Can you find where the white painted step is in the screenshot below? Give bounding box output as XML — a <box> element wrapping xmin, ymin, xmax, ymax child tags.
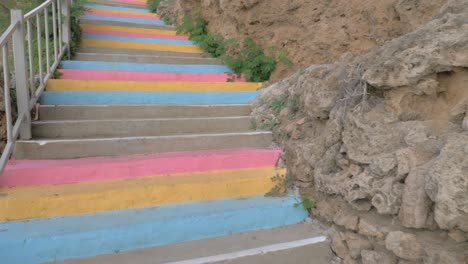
<box><xmin>32</xmin><ymin>116</ymin><xmax>253</xmax><ymax>139</ymax></box>
<box><xmin>38</xmin><ymin>105</ymin><xmax>252</xmax><ymax>120</ymax></box>
<box><xmin>14</xmin><ymin>132</ymin><xmax>274</xmax><ymax>159</ymax></box>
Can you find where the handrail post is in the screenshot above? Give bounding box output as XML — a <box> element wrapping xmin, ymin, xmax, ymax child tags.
<box><xmin>11</xmin><ymin>9</ymin><xmax>32</xmax><ymax>140</ymax></box>
<box><xmin>61</xmin><ymin>0</ymin><xmax>71</xmax><ymax>57</ymax></box>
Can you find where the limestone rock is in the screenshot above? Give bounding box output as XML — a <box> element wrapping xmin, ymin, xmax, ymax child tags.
<box><xmin>385</xmin><ymin>231</ymin><xmax>423</xmax><ymax>261</ymax></box>
<box><xmin>344</xmin><ymin>232</ymin><xmax>373</xmax><ymax>259</ymax></box>
<box><xmin>330</xmin><ymin>228</ymin><xmax>349</xmax><ymax>260</ymax></box>
<box><xmin>425</xmin><ymin>134</ymin><xmax>468</xmax><ymax>232</ymax></box>
<box><xmin>358</xmin><ymin>217</ymin><xmax>386</xmax><ymax>239</ymax></box>
<box><xmin>362</xmin><ymin>5</ymin><xmax>468</xmax><ymax>88</ymax></box>
<box><xmin>361</xmin><ymin>250</ymin><xmax>397</xmax><ymax>264</ymax></box>
<box><xmin>423</xmin><ymin>246</ymin><xmax>467</xmax><ymax>264</ymax></box>
<box><xmin>448</xmin><ymin>229</ymin><xmax>467</xmax><ymax>243</ymax></box>
<box><xmin>463</xmin><ymin>114</ymin><xmax>468</xmax><ymax>131</ymax></box>
<box><xmin>399</xmin><ymin>166</ymin><xmax>432</xmax><ymax>228</ymax></box>
<box><xmin>333</xmin><ymin>210</ymin><xmax>359</xmax><ymax>231</ymax></box>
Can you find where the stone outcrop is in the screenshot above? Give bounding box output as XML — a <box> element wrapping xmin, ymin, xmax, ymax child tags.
<box><xmin>249</xmin><ymin>0</ymin><xmax>468</xmax><ymax>263</ymax></box>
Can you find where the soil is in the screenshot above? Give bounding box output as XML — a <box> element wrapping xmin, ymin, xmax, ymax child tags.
<box><xmin>161</xmin><ymin>0</ymin><xmax>447</xmax><ymax>82</ymax></box>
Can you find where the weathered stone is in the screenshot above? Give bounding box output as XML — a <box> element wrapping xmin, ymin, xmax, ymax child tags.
<box><xmin>361</xmin><ymin>250</ymin><xmax>397</xmax><ymax>264</ymax></box>
<box><xmin>448</xmin><ymin>229</ymin><xmax>467</xmax><ymax>243</ymax></box>
<box><xmin>358</xmin><ymin>218</ymin><xmax>386</xmax><ymax>239</ymax></box>
<box><xmin>330</xmin><ymin>228</ymin><xmax>349</xmax><ymax>259</ymax></box>
<box><xmin>333</xmin><ymin>211</ymin><xmax>359</xmax><ymax>231</ymax></box>
<box><xmin>423</xmin><ymin>246</ymin><xmax>467</xmax><ymax>264</ymax></box>
<box><xmin>385</xmin><ymin>231</ymin><xmax>423</xmax><ymax>261</ymax></box>
<box><xmin>344</xmin><ymin>232</ymin><xmax>373</xmax><ymax>259</ymax></box>
<box><xmin>371</xmin><ymin>178</ymin><xmax>404</xmax><ymax>215</ymax></box>
<box><xmin>397</xmin><ymin>261</ymin><xmax>421</xmax><ymax>264</ymax></box>
<box><xmin>399</xmin><ymin>166</ymin><xmax>431</xmax><ymax>228</ymax></box>
<box><xmin>462</xmin><ymin>114</ymin><xmax>468</xmax><ymax>131</ymax></box>
<box><xmin>425</xmin><ymin>134</ymin><xmax>468</xmax><ymax>232</ymax></box>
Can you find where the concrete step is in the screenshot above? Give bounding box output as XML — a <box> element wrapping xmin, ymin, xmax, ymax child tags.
<box><xmin>51</xmin><ymin>222</ymin><xmax>330</xmax><ymax>264</ymax></box>
<box><xmin>0</xmin><ymin>196</ymin><xmax>310</xmax><ymax>264</ymax></box>
<box><xmin>79</xmin><ymin>24</ymin><xmax>184</xmax><ymax>41</ymax></box>
<box><xmin>80</xmin><ymin>37</ymin><xmax>202</xmax><ymax>53</ymax></box>
<box><xmin>46</xmin><ymin>80</ymin><xmax>259</xmax><ymax>92</ymax></box>
<box><xmin>0</xmin><ymin>167</ymin><xmax>283</xmax><ymax>221</ymax></box>
<box><xmin>77</xmin><ymin>46</ymin><xmax>209</xmax><ymax>58</ymax></box>
<box><xmin>3</xmin><ymin>148</ymin><xmax>281</xmax><ymax>187</ymax></box>
<box><xmin>82</xmin><ymin>32</ymin><xmax>194</xmax><ymax>46</ymax></box>
<box><xmin>60</xmin><ymin>60</ymin><xmax>230</xmax><ymax>74</ymax></box>
<box><xmin>88</xmin><ymin>0</ymin><xmax>148</xmax><ymax>9</ymax></box>
<box><xmin>40</xmin><ymin>91</ymin><xmax>260</xmax><ymax>105</ymax></box>
<box><xmin>14</xmin><ymin>132</ymin><xmax>274</xmax><ymax>159</ymax></box>
<box><xmin>81</xmin><ymin>18</ymin><xmax>175</xmax><ymax>31</ymax></box>
<box><xmin>38</xmin><ymin>105</ymin><xmax>252</xmax><ymax>120</ymax></box>
<box><xmin>32</xmin><ymin>116</ymin><xmax>253</xmax><ymax>139</ymax></box>
<box><xmin>73</xmin><ymin>52</ymin><xmax>223</xmax><ymax>65</ymax></box>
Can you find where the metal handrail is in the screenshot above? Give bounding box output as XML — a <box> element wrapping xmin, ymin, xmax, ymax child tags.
<box><xmin>0</xmin><ymin>0</ymin><xmax>72</xmax><ymax>173</ymax></box>
<box><xmin>24</xmin><ymin>0</ymin><xmax>54</xmax><ymax>20</ymax></box>
<box><xmin>0</xmin><ymin>22</ymin><xmax>19</xmax><ymax>47</ymax></box>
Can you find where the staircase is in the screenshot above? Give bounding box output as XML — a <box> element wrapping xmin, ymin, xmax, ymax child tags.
<box><xmin>0</xmin><ymin>1</ymin><xmax>330</xmax><ymax>263</ymax></box>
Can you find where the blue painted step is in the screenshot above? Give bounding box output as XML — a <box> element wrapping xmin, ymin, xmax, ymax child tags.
<box><xmin>0</xmin><ymin>196</ymin><xmax>307</xmax><ymax>264</ymax></box>
<box><xmin>81</xmin><ymin>15</ymin><xmax>165</xmax><ymax>25</ymax></box>
<box><xmin>82</xmin><ymin>33</ymin><xmax>194</xmax><ymax>46</ymax></box>
<box><xmin>61</xmin><ymin>61</ymin><xmax>232</xmax><ymax>74</ymax></box>
<box><xmin>84</xmin><ymin>4</ymin><xmax>150</xmax><ymax>13</ymax></box>
<box><xmin>40</xmin><ymin>91</ymin><xmax>261</xmax><ymax>105</ymax></box>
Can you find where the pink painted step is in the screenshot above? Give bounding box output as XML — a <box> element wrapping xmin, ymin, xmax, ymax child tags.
<box><xmin>84</xmin><ymin>11</ymin><xmax>160</xmax><ymax>20</ymax></box>
<box><xmin>59</xmin><ymin>69</ymin><xmax>246</xmax><ymax>82</ymax></box>
<box><xmin>2</xmin><ymin>148</ymin><xmax>281</xmax><ymax>187</ymax></box>
<box><xmin>82</xmin><ymin>29</ymin><xmax>189</xmax><ymax>40</ymax></box>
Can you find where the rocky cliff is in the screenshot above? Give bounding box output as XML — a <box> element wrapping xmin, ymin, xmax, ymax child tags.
<box><xmin>250</xmin><ymin>0</ymin><xmax>468</xmax><ymax>263</ymax></box>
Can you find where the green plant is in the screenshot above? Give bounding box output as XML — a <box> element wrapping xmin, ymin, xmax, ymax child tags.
<box><xmin>294</xmin><ymin>197</ymin><xmax>316</xmax><ymax>212</ymax></box>
<box><xmin>287</xmin><ymin>96</ymin><xmax>300</xmax><ymax>119</ymax></box>
<box><xmin>260</xmin><ymin>118</ymin><xmax>278</xmax><ymax>131</ymax></box>
<box><xmin>177</xmin><ymin>15</ymin><xmax>208</xmax><ymax>38</ymax></box>
<box><xmin>266</xmin><ymin>173</ymin><xmax>294</xmax><ymax>197</ymax></box>
<box><xmin>193</xmin><ymin>32</ymin><xmax>226</xmax><ymax>58</ymax></box>
<box><xmin>271</xmin><ymin>95</ymin><xmax>287</xmax><ymax>113</ymax></box>
<box><xmin>175</xmin><ymin>14</ymin><xmax>291</xmax><ymax>82</ymax></box>
<box><xmin>146</xmin><ymin>0</ymin><xmax>161</xmax><ymax>13</ymax></box>
<box><xmin>69</xmin><ymin>0</ymin><xmax>87</xmax><ymax>56</ymax></box>
<box><xmin>249</xmin><ymin>118</ymin><xmax>257</xmax><ymax>130</ymax></box>
<box><xmin>162</xmin><ymin>16</ymin><xmax>173</xmax><ymax>25</ymax></box>
<box><xmin>225</xmin><ymin>37</ymin><xmax>277</xmax><ymax>82</ymax></box>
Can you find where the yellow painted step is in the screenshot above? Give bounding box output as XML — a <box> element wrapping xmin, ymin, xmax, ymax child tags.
<box><xmin>47</xmin><ymin>80</ymin><xmax>263</xmax><ymax>92</ymax></box>
<box><xmin>0</xmin><ymin>167</ymin><xmax>283</xmax><ymax>221</ymax></box>
<box><xmin>80</xmin><ymin>24</ymin><xmax>182</xmax><ymax>36</ymax></box>
<box><xmin>81</xmin><ymin>39</ymin><xmax>202</xmax><ymax>53</ymax></box>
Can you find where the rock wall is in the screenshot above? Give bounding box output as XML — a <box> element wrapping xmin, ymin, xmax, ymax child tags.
<box><xmin>250</xmin><ymin>1</ymin><xmax>468</xmax><ymax>263</ymax></box>
<box><xmin>158</xmin><ymin>0</ymin><xmax>447</xmax><ymax>81</ymax></box>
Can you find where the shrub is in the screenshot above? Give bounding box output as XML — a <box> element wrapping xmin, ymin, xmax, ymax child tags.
<box><xmin>177</xmin><ymin>15</ymin><xmax>291</xmax><ymax>82</ymax></box>
<box><xmin>146</xmin><ymin>0</ymin><xmax>161</xmax><ymax>13</ymax></box>
<box><xmin>225</xmin><ymin>38</ymin><xmax>276</xmax><ymax>82</ymax></box>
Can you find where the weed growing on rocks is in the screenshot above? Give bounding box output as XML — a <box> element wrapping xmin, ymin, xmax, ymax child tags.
<box><xmin>271</xmin><ymin>95</ymin><xmax>288</xmax><ymax>113</ymax></box>
<box><xmin>266</xmin><ymin>173</ymin><xmax>294</xmax><ymax>197</ymax></box>
<box><xmin>260</xmin><ymin>118</ymin><xmax>278</xmax><ymax>131</ymax></box>
<box><xmin>294</xmin><ymin>197</ymin><xmax>316</xmax><ymax>212</ymax></box>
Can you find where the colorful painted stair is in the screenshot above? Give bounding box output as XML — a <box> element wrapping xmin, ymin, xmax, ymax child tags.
<box><xmin>0</xmin><ymin>1</ymin><xmax>321</xmax><ymax>263</ymax></box>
